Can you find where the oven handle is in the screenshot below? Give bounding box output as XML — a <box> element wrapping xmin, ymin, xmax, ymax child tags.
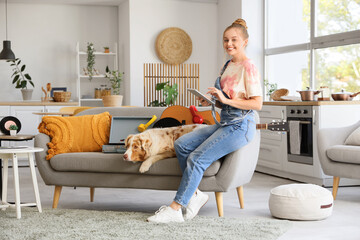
<box><xmin>260</xmin><ymin>147</ymin><xmax>272</xmax><ymax>152</ymax></box>
<box><xmin>281</xmin><ymin>109</ymin><xmax>285</xmax><ymax>121</ymax></box>
<box><xmin>313</xmin><ymin>108</ymin><xmax>316</xmax><ymax>125</ymax></box>
<box><xmin>299</xmin><ymin>121</ymin><xmax>311</xmax><ymax>124</ymax></box>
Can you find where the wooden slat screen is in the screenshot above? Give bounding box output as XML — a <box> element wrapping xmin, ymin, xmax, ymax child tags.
<box><xmin>144</xmin><ymin>63</ymin><xmax>200</xmax><ymax>107</ymax></box>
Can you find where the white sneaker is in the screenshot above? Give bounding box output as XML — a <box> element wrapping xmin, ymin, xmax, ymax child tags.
<box><xmin>184</xmin><ymin>190</ymin><xmax>209</xmax><ymax>220</ymax></box>
<box><xmin>147</xmin><ymin>205</ymin><xmax>184</xmax><ymax>223</ymax></box>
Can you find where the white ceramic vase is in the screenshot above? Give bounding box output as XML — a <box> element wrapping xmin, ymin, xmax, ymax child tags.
<box><xmin>10</xmin><ymin>130</ymin><xmax>17</xmax><ymax>136</ymax></box>
<box><xmin>21</xmin><ymin>89</ymin><xmax>33</xmax><ymax>101</ymax></box>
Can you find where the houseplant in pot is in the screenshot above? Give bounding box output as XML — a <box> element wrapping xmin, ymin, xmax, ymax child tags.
<box><xmin>148</xmin><ymin>81</ymin><xmax>178</xmax><ymax>106</ymax></box>
<box><xmin>9</xmin><ymin>124</ymin><xmax>18</xmax><ymax>136</ymax></box>
<box><xmin>103</xmin><ymin>66</ymin><xmax>123</xmax><ymax>107</ymax></box>
<box><xmin>8</xmin><ymin>58</ymin><xmax>34</xmax><ymax>100</ymax></box>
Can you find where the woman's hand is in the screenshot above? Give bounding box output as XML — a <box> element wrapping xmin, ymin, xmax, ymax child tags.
<box><xmin>196</xmin><ymin>95</ymin><xmax>211</xmax><ymax>106</ymax></box>
<box><xmin>207</xmin><ymin>87</ymin><xmax>228</xmax><ymax>104</ymax></box>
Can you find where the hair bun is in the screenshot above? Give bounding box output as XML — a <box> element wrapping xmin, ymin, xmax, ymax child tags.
<box><xmin>233</xmin><ymin>18</ymin><xmax>248</xmax><ymax>29</ymax></box>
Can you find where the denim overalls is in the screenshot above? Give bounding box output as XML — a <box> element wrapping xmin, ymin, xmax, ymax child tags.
<box><xmin>173</xmin><ymin>60</ymin><xmax>257</xmax><ymax>206</ymax></box>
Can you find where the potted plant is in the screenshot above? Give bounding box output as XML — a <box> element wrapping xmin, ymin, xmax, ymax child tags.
<box><xmin>102</xmin><ymin>66</ymin><xmax>124</xmax><ymax>107</ymax></box>
<box><xmin>9</xmin><ymin>124</ymin><xmax>18</xmax><ymax>136</ymax></box>
<box><xmin>148</xmin><ymin>81</ymin><xmax>178</xmax><ymax>106</ymax></box>
<box><xmin>7</xmin><ymin>58</ymin><xmax>34</xmax><ymax>101</ymax></box>
<box><xmin>87</xmin><ymin>42</ymin><xmax>95</xmax><ymax>80</ymax></box>
<box><xmin>264</xmin><ymin>79</ymin><xmax>277</xmax><ymax>101</ymax></box>
<box><xmin>103</xmin><ymin>47</ymin><xmax>110</xmax><ymax>53</ymax></box>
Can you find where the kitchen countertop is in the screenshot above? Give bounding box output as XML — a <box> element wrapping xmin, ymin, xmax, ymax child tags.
<box><xmin>0</xmin><ymin>101</ymin><xmax>79</xmax><ymax>106</ymax></box>
<box><xmin>263</xmin><ymin>100</ymin><xmax>360</xmax><ymax>106</ymax></box>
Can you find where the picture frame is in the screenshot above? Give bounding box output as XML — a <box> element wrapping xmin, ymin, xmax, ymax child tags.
<box><xmin>51</xmin><ymin>87</ymin><xmax>67</xmax><ymax>97</ymax></box>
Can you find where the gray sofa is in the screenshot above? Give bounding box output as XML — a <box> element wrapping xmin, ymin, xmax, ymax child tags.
<box><xmin>317</xmin><ymin>120</ymin><xmax>360</xmax><ymax>200</ymax></box>
<box><xmin>35</xmin><ymin>107</ymin><xmax>260</xmax><ymax>217</ymax></box>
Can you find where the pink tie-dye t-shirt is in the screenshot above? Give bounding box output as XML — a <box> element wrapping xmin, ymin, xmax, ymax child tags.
<box><xmin>220</xmin><ymin>59</ymin><xmax>262</xmax><ymax>100</ymax></box>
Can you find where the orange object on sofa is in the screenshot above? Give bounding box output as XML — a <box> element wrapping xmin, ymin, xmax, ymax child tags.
<box><xmin>38</xmin><ymin>112</ymin><xmax>111</xmax><ymax>160</ymax></box>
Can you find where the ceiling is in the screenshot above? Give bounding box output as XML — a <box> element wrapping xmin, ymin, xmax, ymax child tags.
<box><xmin>8</xmin><ymin>0</ymin><xmax>218</xmax><ymax>6</ymax></box>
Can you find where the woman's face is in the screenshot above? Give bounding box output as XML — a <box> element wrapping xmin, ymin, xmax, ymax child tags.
<box><xmin>223</xmin><ymin>28</ymin><xmax>248</xmax><ymax>57</ymax></box>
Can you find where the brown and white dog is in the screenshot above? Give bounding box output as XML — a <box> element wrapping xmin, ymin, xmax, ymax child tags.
<box><xmin>123</xmin><ymin>124</ymin><xmax>205</xmax><ymax>173</ymax></box>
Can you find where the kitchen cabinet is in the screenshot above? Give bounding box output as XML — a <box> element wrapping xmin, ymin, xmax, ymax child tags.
<box><xmin>257</xmin><ymin>102</ymin><xmax>360</xmax><ymax>186</ymax></box>
<box><xmin>257</xmin><ymin>106</ymin><xmax>287</xmax><ymax>172</ymax></box>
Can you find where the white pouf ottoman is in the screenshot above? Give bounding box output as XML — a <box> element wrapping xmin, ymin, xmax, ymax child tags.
<box><xmin>269</xmin><ymin>184</ymin><xmax>333</xmax><ymax>220</ymax></box>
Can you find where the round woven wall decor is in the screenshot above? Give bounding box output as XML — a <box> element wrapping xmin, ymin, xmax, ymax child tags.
<box><xmin>155</xmin><ymin>27</ymin><xmax>192</xmax><ymax>64</ymax></box>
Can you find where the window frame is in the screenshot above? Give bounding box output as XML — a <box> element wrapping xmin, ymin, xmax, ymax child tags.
<box><xmin>263</xmin><ymin>0</ymin><xmax>360</xmax><ymax>92</ymax></box>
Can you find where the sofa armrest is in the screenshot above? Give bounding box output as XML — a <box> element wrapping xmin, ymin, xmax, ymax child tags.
<box><xmin>34</xmin><ymin>133</ymin><xmax>56</xmax><ymax>185</ymax></box>
<box><xmin>317</xmin><ymin>120</ymin><xmax>360</xmax><ymax>176</ymax></box>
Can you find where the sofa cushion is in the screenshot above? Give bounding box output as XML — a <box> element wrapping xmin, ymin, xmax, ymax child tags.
<box><xmin>326</xmin><ymin>145</ymin><xmax>360</xmax><ymax>164</ymax></box>
<box><xmin>38</xmin><ymin>112</ymin><xmax>111</xmax><ymax>160</ymax></box>
<box><xmin>344</xmin><ymin>125</ymin><xmax>360</xmax><ymax>146</ymax></box>
<box><xmin>50</xmin><ymin>152</ymin><xmax>221</xmax><ymax>177</ymax></box>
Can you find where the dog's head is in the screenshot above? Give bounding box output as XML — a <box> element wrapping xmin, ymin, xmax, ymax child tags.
<box><xmin>123</xmin><ymin>133</ymin><xmax>152</xmax><ymax>162</ymax></box>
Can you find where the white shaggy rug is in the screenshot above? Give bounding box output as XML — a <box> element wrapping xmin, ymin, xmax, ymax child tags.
<box><xmin>0</xmin><ymin>208</ymin><xmax>292</xmax><ymax>240</ymax></box>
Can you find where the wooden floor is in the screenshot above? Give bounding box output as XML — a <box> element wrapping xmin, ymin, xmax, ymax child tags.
<box><xmin>3</xmin><ymin>167</ymin><xmax>360</xmax><ymax>240</ymax></box>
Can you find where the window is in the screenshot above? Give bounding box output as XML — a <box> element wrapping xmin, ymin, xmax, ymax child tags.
<box><xmin>267</xmin><ymin>51</ymin><xmax>310</xmax><ymax>93</ymax></box>
<box><xmin>316</xmin><ymin>0</ymin><xmax>360</xmax><ymax>36</ymax></box>
<box><xmin>315</xmin><ymin>43</ymin><xmax>360</xmax><ymax>93</ymax></box>
<box><xmin>267</xmin><ymin>0</ymin><xmax>310</xmax><ymax>48</ymax></box>
<box><xmin>265</xmin><ymin>0</ymin><xmax>360</xmax><ymax>99</ymax></box>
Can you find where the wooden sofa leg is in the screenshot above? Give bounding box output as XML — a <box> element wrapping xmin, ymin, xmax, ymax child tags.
<box><xmin>236</xmin><ymin>186</ymin><xmax>244</xmax><ymax>209</ymax></box>
<box><xmin>215</xmin><ymin>192</ymin><xmax>224</xmax><ymax>217</ymax></box>
<box><xmin>333</xmin><ymin>177</ymin><xmax>340</xmax><ymax>200</ymax></box>
<box><xmin>90</xmin><ymin>187</ymin><xmax>95</xmax><ymax>202</ymax></box>
<box><xmin>53</xmin><ymin>185</ymin><xmax>62</xmax><ymax>209</ymax></box>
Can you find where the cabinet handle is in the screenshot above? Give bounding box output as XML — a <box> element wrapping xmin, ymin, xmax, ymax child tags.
<box><xmin>260</xmin><ymin>147</ymin><xmax>272</xmax><ymax>152</ymax></box>
<box><xmin>281</xmin><ymin>109</ymin><xmax>285</xmax><ymax>121</ymax></box>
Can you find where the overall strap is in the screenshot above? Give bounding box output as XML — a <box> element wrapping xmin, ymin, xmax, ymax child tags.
<box><xmin>220</xmin><ymin>60</ymin><xmax>231</xmax><ymax>76</ymax></box>
<box><xmin>212</xmin><ymin>59</ymin><xmax>231</xmax><ymax>125</ymax></box>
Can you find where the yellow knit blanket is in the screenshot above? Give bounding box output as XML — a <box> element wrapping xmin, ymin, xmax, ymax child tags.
<box><xmin>38</xmin><ymin>112</ymin><xmax>111</xmax><ymax>160</ymax></box>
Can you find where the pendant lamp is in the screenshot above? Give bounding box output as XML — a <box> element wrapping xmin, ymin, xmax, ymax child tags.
<box><xmin>0</xmin><ymin>0</ymin><xmax>15</xmax><ymax>60</ymax></box>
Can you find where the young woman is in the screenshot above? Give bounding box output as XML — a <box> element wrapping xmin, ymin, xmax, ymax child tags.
<box><xmin>147</xmin><ymin>18</ymin><xmax>263</xmax><ymax>223</ymax></box>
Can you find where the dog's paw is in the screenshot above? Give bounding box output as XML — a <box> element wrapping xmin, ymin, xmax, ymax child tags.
<box><xmin>139</xmin><ymin>162</ymin><xmax>151</xmax><ymax>173</ymax></box>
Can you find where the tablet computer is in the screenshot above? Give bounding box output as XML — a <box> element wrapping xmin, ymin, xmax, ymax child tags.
<box><xmin>187</xmin><ymin>88</ymin><xmax>216</xmax><ymax>105</ymax></box>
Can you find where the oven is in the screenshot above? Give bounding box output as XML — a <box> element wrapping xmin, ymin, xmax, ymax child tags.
<box><xmin>286</xmin><ymin>106</ymin><xmax>313</xmax><ymax>165</ymax></box>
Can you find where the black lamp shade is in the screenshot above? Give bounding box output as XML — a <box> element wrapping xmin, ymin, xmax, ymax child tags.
<box><xmin>0</xmin><ymin>40</ymin><xmax>15</xmax><ymax>60</ymax></box>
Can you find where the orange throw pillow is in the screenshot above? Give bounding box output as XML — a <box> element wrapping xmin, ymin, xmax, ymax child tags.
<box><xmin>38</xmin><ymin>112</ymin><xmax>111</xmax><ymax>160</ymax></box>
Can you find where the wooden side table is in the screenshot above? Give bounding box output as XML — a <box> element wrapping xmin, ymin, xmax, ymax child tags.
<box><xmin>0</xmin><ymin>147</ymin><xmax>43</xmax><ymax>219</ymax></box>
<box><xmin>0</xmin><ymin>135</ymin><xmax>35</xmax><ymax>202</ymax></box>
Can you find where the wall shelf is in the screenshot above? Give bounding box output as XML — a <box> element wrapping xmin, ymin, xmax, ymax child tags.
<box><xmin>80</xmin><ymin>99</ymin><xmax>103</xmax><ymax>102</ymax></box>
<box><xmin>76</xmin><ymin>42</ymin><xmax>118</xmax><ymax>106</ymax></box>
<box><xmin>79</xmin><ymin>75</ymin><xmax>107</xmax><ymax>78</ymax></box>
<box><xmin>79</xmin><ymin>52</ymin><xmax>116</xmax><ymax>56</ymax></box>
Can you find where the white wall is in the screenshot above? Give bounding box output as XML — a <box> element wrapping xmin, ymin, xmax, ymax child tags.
<box><xmin>241</xmin><ymin>0</ymin><xmax>264</xmax><ymax>84</ymax></box>
<box><xmin>217</xmin><ymin>0</ymin><xmax>242</xmax><ymax>68</ymax></box>
<box><xmin>217</xmin><ymin>0</ymin><xmax>264</xmax><ymax>89</ymax></box>
<box><xmin>0</xmin><ymin>2</ymin><xmax>118</xmax><ymax>102</ymax></box>
<box><xmin>126</xmin><ymin>0</ymin><xmax>218</xmax><ymax>106</ymax></box>
<box><xmin>118</xmin><ymin>0</ymin><xmax>130</xmax><ymax>104</ymax></box>
<box><xmin>0</xmin><ymin>1</ymin><xmax>263</xmax><ymax>105</ymax></box>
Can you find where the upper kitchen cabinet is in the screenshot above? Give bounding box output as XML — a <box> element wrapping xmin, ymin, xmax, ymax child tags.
<box><xmin>75</xmin><ymin>42</ymin><xmax>118</xmax><ymax>107</ymax></box>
